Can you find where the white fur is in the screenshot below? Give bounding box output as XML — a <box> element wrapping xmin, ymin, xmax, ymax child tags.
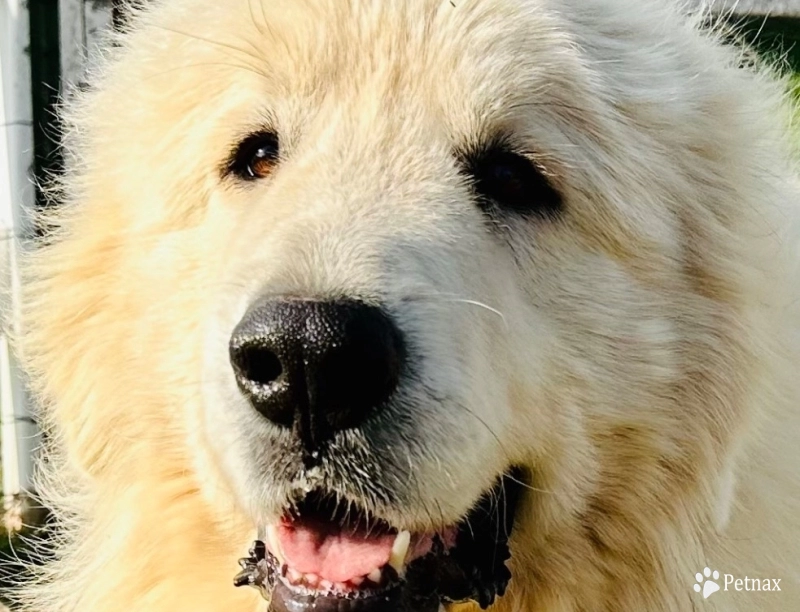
<box><xmin>14</xmin><ymin>0</ymin><xmax>800</xmax><ymax>610</ymax></box>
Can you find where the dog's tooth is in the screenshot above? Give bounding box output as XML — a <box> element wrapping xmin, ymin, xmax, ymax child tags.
<box><xmin>286</xmin><ymin>567</ymin><xmax>302</xmax><ymax>583</ymax></box>
<box><xmin>319</xmin><ymin>579</ymin><xmax>333</xmax><ymax>591</ymax></box>
<box><xmin>388</xmin><ymin>530</ymin><xmax>411</xmax><ymax>576</ymax></box>
<box><xmin>350</xmin><ymin>576</ymin><xmax>364</xmax><ymax>587</ymax></box>
<box><xmin>305</xmin><ymin>573</ymin><xmax>320</xmax><ymax>587</ymax></box>
<box><xmin>367</xmin><ymin>568</ymin><xmax>383</xmax><ymax>584</ymax></box>
<box><xmin>266</xmin><ymin>525</ymin><xmax>285</xmax><ymax>565</ymax></box>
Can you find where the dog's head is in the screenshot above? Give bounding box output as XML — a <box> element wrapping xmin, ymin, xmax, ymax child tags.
<box><xmin>22</xmin><ymin>0</ymin><xmax>794</xmax><ymax>610</ymax></box>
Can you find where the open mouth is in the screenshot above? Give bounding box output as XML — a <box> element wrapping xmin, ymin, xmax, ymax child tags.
<box><xmin>234</xmin><ymin>468</ymin><xmax>525</xmax><ymax>612</ymax></box>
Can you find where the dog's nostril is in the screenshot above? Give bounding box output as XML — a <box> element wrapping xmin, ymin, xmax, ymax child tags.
<box><xmin>234</xmin><ymin>345</ymin><xmax>283</xmax><ymax>386</ymax></box>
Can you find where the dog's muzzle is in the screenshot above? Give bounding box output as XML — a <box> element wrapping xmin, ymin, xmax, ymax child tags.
<box><xmin>228</xmin><ymin>297</ymin><xmax>525</xmax><ymax>611</ymax></box>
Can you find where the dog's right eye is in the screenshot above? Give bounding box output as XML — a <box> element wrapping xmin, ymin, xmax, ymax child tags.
<box><xmin>227</xmin><ymin>131</ymin><xmax>280</xmax><ymax>181</ymax></box>
<box><xmin>460</xmin><ymin>141</ymin><xmax>562</xmax><ymax>219</ymax></box>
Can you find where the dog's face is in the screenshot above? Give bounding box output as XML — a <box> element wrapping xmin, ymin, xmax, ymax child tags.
<box><xmin>25</xmin><ymin>0</ymin><xmax>763</xmax><ymax>609</ymax></box>
<box><xmin>200</xmin><ymin>2</ymin><xmax>574</xmax><ymax>523</ymax></box>
<box><xmin>193</xmin><ymin>4</ymin><xmax>582</xmax><ymax>605</ymax></box>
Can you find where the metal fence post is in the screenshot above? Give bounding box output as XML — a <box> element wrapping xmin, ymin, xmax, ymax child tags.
<box><xmin>0</xmin><ymin>0</ymin><xmax>40</xmax><ymax>531</ymax></box>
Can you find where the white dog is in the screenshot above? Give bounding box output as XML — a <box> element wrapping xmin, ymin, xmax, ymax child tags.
<box><xmin>15</xmin><ymin>0</ymin><xmax>800</xmax><ymax>610</ymax></box>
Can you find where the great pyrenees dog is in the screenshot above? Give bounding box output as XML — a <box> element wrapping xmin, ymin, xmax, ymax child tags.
<box><xmin>14</xmin><ymin>0</ymin><xmax>800</xmax><ymax>610</ymax></box>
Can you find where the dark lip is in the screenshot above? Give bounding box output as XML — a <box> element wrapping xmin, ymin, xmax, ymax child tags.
<box><xmin>268</xmin><ymin>577</ymin><xmax>412</xmax><ymax>612</ymax></box>
<box><xmin>234</xmin><ymin>467</ymin><xmax>527</xmax><ymax>612</ymax></box>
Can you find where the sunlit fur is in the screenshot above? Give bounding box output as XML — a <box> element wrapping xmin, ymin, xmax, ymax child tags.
<box><xmin>14</xmin><ymin>0</ymin><xmax>800</xmax><ymax>610</ymax></box>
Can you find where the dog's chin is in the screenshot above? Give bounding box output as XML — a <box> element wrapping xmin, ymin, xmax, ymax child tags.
<box><xmin>234</xmin><ymin>468</ymin><xmax>526</xmax><ymax>612</ymax></box>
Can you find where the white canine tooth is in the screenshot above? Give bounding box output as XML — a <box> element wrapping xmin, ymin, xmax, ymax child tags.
<box><xmin>367</xmin><ymin>568</ymin><xmax>383</xmax><ymax>584</ymax></box>
<box><xmin>334</xmin><ymin>582</ymin><xmax>349</xmax><ymax>592</ymax></box>
<box><xmin>350</xmin><ymin>576</ymin><xmax>364</xmax><ymax>586</ymax></box>
<box><xmin>388</xmin><ymin>530</ymin><xmax>411</xmax><ymax>576</ymax></box>
<box><xmin>266</xmin><ymin>525</ymin><xmax>285</xmax><ymax>564</ymax></box>
<box><xmin>319</xmin><ymin>579</ymin><xmax>333</xmax><ymax>591</ymax></box>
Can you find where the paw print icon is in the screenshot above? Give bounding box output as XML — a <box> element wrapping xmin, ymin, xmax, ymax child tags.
<box><xmin>694</xmin><ymin>567</ymin><xmax>721</xmax><ymax>599</ymax></box>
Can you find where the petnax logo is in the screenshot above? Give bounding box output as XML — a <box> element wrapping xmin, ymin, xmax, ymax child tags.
<box><xmin>692</xmin><ymin>566</ymin><xmax>781</xmax><ymax>600</ymax></box>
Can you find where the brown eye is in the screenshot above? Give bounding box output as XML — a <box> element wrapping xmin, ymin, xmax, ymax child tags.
<box><xmin>228</xmin><ymin>131</ymin><xmax>280</xmax><ymax>181</ymax></box>
<box><xmin>464</xmin><ymin>145</ymin><xmax>562</xmax><ymax>218</ymax></box>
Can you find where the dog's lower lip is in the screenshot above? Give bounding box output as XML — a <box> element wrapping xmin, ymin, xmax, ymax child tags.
<box><xmin>269</xmin><ymin>577</ymin><xmax>411</xmax><ymax>612</ymax></box>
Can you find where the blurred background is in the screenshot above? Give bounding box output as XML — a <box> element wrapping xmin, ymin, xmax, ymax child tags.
<box><xmin>2</xmin><ymin>0</ymin><xmax>800</xmax><ymax>606</ymax></box>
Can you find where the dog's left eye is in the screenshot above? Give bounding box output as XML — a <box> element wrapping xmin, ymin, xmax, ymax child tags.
<box><xmin>465</xmin><ymin>146</ymin><xmax>562</xmax><ymax>218</ymax></box>
<box><xmin>227</xmin><ymin>131</ymin><xmax>280</xmax><ymax>181</ymax></box>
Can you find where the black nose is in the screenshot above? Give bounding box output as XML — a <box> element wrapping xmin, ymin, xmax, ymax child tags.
<box><xmin>229</xmin><ymin>298</ymin><xmax>406</xmax><ymax>450</ymax></box>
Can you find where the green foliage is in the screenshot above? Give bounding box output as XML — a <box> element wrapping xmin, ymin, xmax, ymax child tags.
<box><xmin>737</xmin><ymin>17</ymin><xmax>800</xmax><ymax>73</ymax></box>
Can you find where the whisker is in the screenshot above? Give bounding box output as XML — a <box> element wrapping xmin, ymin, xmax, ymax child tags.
<box><xmin>502</xmin><ymin>472</ymin><xmax>553</xmax><ymax>496</ymax></box>
<box><xmin>421</xmin><ymin>386</ymin><xmax>554</xmax><ymax>497</ymax></box>
<box><xmin>447</xmin><ymin>298</ymin><xmax>508</xmax><ymax>329</ymax></box>
<box><xmin>400</xmin><ymin>292</ymin><xmax>509</xmax><ymax>329</ymax></box>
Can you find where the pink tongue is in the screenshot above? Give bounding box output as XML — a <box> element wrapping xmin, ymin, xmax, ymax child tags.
<box><xmin>277</xmin><ymin>519</ymin><xmax>396</xmax><ymax>584</ymax></box>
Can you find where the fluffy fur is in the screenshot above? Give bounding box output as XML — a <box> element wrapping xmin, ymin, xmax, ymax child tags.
<box><xmin>14</xmin><ymin>0</ymin><xmax>800</xmax><ymax>610</ymax></box>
